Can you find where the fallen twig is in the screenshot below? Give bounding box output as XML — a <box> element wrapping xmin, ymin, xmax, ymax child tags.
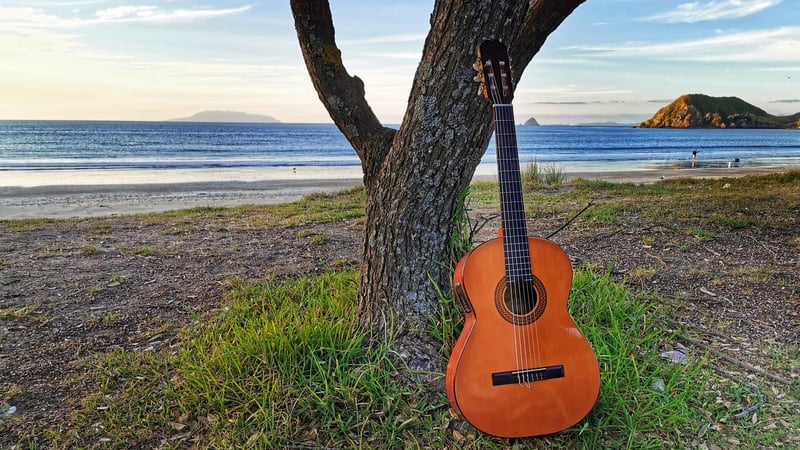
<box><xmin>732</xmin><ymin>383</ymin><xmax>764</xmax><ymax>420</ymax></box>
<box><xmin>644</xmin><ymin>251</ymin><xmax>668</xmax><ymax>268</ymax></box>
<box><xmin>745</xmin><ymin>234</ymin><xmax>777</xmax><ymax>258</ymax></box>
<box><xmin>675</xmin><ymin>332</ymin><xmax>792</xmax><ymax>385</ymax></box>
<box><xmin>546</xmin><ymin>199</ymin><xmax>595</xmax><ymax>239</ymax></box>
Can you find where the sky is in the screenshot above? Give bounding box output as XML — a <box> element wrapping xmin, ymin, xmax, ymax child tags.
<box><xmin>1</xmin><ymin>0</ymin><xmax>798</xmax><ymax>124</ymax></box>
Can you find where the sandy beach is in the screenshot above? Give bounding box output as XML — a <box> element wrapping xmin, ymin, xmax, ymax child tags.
<box><xmin>0</xmin><ymin>178</ymin><xmax>364</xmax><ymax>220</ymax></box>
<box><xmin>0</xmin><ymin>166</ymin><xmax>795</xmax><ymax>220</ymax></box>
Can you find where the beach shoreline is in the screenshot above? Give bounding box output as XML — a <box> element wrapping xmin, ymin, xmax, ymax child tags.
<box><xmin>0</xmin><ymin>178</ymin><xmax>364</xmax><ymax>220</ymax></box>
<box><xmin>1</xmin><ymin>165</ymin><xmax>796</xmax><ymax>220</ymax></box>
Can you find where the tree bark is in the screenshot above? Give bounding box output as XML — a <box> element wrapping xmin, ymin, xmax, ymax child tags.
<box><xmin>291</xmin><ymin>0</ymin><xmax>585</xmax><ymax>371</ymax></box>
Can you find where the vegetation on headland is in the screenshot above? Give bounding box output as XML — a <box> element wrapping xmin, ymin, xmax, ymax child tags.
<box><xmin>3</xmin><ymin>170</ymin><xmax>799</xmax><ymax>448</ymax></box>
<box><xmin>639</xmin><ymin>94</ymin><xmax>800</xmax><ymax>129</ymax></box>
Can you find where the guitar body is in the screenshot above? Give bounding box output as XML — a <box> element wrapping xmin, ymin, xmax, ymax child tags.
<box><xmin>445</xmin><ymin>237</ymin><xmax>600</xmax><ymax>437</ymax></box>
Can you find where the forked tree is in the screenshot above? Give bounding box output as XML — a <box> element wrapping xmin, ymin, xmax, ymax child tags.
<box><xmin>290</xmin><ymin>0</ymin><xmax>585</xmax><ymax>369</ymax></box>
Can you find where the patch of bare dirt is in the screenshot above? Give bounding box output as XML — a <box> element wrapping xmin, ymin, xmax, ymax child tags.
<box><xmin>0</xmin><ymin>215</ymin><xmax>361</xmax><ymax>443</ymax></box>
<box><xmin>1</xmin><ymin>198</ymin><xmax>798</xmax><ymax>445</ymax></box>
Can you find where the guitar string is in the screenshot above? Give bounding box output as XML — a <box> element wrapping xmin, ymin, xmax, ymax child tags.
<box><xmin>494</xmin><ymin>99</ymin><xmax>543</xmax><ymax>386</ymax></box>
<box><xmin>493</xmin><ymin>80</ymin><xmax>524</xmax><ymax>382</ymax></box>
<box><xmin>504</xmin><ymin>97</ymin><xmax>543</xmax><ymax>383</ymax></box>
<box><xmin>501</xmin><ymin>104</ymin><xmax>534</xmax><ymax>386</ymax></box>
<box><xmin>490</xmin><ymin>88</ymin><xmax>536</xmax><ymax>386</ymax></box>
<box><xmin>494</xmin><ymin>103</ymin><xmax>520</xmax><ymax>382</ymax></box>
<box><xmin>488</xmin><ymin>75</ymin><xmax>523</xmax><ymax>381</ymax></box>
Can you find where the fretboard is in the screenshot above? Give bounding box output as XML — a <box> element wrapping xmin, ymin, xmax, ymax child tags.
<box><xmin>493</xmin><ymin>104</ymin><xmax>533</xmax><ymax>283</ymax></box>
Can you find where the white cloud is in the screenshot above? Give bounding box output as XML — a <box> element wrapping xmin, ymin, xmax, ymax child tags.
<box><xmin>644</xmin><ymin>0</ymin><xmax>782</xmax><ymax>23</ymax></box>
<box><xmin>0</xmin><ymin>5</ymin><xmax>251</xmax><ymax>28</ymax></box>
<box><xmin>95</xmin><ymin>6</ymin><xmax>158</xmax><ymax>21</ymax></box>
<box><xmin>564</xmin><ymin>26</ymin><xmax>800</xmax><ymax>63</ymax></box>
<box><xmin>91</xmin><ymin>5</ymin><xmax>252</xmax><ymax>24</ymax></box>
<box><xmin>757</xmin><ymin>66</ymin><xmax>800</xmax><ymax>72</ymax></box>
<box><xmin>0</xmin><ymin>7</ymin><xmax>63</xmax><ymax>27</ymax></box>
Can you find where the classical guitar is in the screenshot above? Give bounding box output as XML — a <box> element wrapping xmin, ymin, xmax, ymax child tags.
<box><xmin>445</xmin><ymin>40</ymin><xmax>600</xmax><ymax>438</ymax></box>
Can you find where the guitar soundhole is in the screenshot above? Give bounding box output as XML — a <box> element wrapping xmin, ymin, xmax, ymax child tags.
<box><xmin>504</xmin><ymin>281</ymin><xmax>537</xmax><ymax>315</ymax></box>
<box><xmin>495</xmin><ymin>276</ymin><xmax>547</xmax><ymax>325</ymax></box>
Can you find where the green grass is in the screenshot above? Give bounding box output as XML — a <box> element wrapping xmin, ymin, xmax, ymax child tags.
<box><xmin>90</xmin><ymin>312</ymin><xmax>124</xmax><ymax>328</ymax></box>
<box><xmin>30</xmin><ymin>267</ymin><xmax>747</xmax><ymax>449</ymax></box>
<box><xmin>471</xmin><ymin>169</ymin><xmax>798</xmax><ymax>237</ymax></box>
<box><xmin>148</xmin><ymin>186</ymin><xmax>366</xmax><ymax>229</ymax></box>
<box><xmin>0</xmin><ymin>306</ymin><xmax>51</xmax><ymax>324</ymax></box>
<box><xmin>109</xmin><ymin>274</ymin><xmax>127</xmax><ymax>286</ymax></box>
<box><xmin>731</xmin><ymin>266</ymin><xmax>774</xmax><ymax>283</ymax></box>
<box><xmin>0</xmin><ymin>217</ymin><xmax>59</xmax><ymax>231</ymax></box>
<box><xmin>685</xmin><ymin>226</ymin><xmax>717</xmax><ymax>241</ymax></box>
<box><xmin>80</xmin><ymin>245</ymin><xmax>100</xmax><ymax>255</ymax></box>
<box><xmin>296</xmin><ymin>230</ymin><xmax>330</xmax><ymax>245</ymax></box>
<box><xmin>49</xmin><ymin>271</ymin><xmax>446</xmax><ymax>448</ymax></box>
<box><xmin>0</xmin><ymin>186</ymin><xmax>365</xmax><ymax>234</ymax></box>
<box><xmin>535</xmin><ymin>271</ymin><xmax>697</xmax><ymax>448</ymax></box>
<box><xmin>522</xmin><ymin>159</ymin><xmax>566</xmax><ymax>189</ymax></box>
<box><xmin>128</xmin><ymin>245</ymin><xmax>165</xmax><ymax>257</ymax></box>
<box><xmin>567</xmin><ymin>171</ymin><xmax>800</xmax><ymax>232</ymax></box>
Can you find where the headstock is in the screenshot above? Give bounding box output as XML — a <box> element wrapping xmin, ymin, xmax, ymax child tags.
<box><xmin>474</xmin><ymin>40</ymin><xmax>513</xmax><ymax>105</ymax></box>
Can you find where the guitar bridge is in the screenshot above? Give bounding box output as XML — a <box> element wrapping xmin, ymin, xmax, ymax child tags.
<box><xmin>492</xmin><ymin>365</ymin><xmax>564</xmax><ymax>386</ymax></box>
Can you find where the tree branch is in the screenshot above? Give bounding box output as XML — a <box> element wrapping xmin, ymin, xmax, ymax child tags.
<box><xmin>289</xmin><ymin>0</ymin><xmax>396</xmax><ymax>184</ymax></box>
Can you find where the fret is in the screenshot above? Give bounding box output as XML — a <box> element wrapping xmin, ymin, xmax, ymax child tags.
<box><xmin>492</xmin><ymin>104</ymin><xmax>533</xmax><ymax>283</ymax></box>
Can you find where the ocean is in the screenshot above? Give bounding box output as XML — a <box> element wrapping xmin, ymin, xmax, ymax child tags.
<box><xmin>1</xmin><ymin>121</ymin><xmax>799</xmax><ymax>187</ymax></box>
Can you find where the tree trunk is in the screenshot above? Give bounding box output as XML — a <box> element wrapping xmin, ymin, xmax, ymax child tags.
<box><xmin>291</xmin><ymin>0</ymin><xmax>585</xmax><ymax>371</ymax></box>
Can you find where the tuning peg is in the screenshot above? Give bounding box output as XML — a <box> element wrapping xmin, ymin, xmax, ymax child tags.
<box><xmin>473</xmin><ymin>74</ymin><xmax>483</xmax><ymax>83</ymax></box>
<box><xmin>473</xmin><ymin>60</ymin><xmax>482</xmax><ymax>71</ymax></box>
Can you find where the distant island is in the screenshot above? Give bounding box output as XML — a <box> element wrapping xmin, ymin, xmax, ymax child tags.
<box><xmin>639</xmin><ymin>94</ymin><xmax>800</xmax><ymax>129</ymax></box>
<box><xmin>523</xmin><ymin>117</ymin><xmax>539</xmax><ymax>126</ymax></box>
<box><xmin>170</xmin><ymin>111</ymin><xmax>280</xmax><ymax>123</ymax></box>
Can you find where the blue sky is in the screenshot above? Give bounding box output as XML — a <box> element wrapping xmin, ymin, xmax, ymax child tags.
<box><xmin>1</xmin><ymin>0</ymin><xmax>798</xmax><ymax>124</ymax></box>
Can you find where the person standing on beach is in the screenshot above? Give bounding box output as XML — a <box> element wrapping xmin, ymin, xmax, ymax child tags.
<box><xmin>691</xmin><ymin>149</ymin><xmax>698</xmax><ymax>168</ymax></box>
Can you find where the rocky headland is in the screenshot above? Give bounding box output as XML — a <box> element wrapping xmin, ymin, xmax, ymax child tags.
<box><xmin>639</xmin><ymin>94</ymin><xmax>800</xmax><ymax>129</ymax></box>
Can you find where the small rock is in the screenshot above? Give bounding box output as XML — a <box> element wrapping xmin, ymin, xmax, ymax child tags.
<box><xmin>661</xmin><ymin>349</ymin><xmax>689</xmax><ymax>364</ymax></box>
<box><xmin>1</xmin><ymin>405</ymin><xmax>16</xmax><ymax>418</ymax></box>
<box><xmin>651</xmin><ymin>378</ymin><xmax>666</xmax><ymax>392</ymax></box>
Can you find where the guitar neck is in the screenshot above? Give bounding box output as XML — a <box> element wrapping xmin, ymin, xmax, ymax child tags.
<box><xmin>493</xmin><ymin>104</ymin><xmax>532</xmax><ymax>282</ymax></box>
